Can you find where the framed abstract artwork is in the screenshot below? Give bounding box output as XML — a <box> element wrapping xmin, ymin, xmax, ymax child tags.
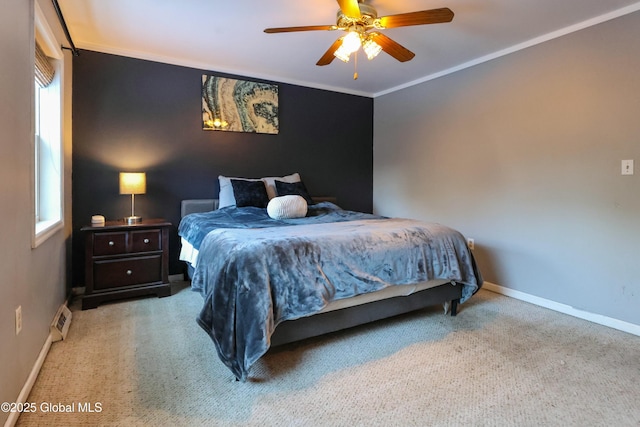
<box><xmin>202</xmin><ymin>75</ymin><xmax>279</xmax><ymax>134</ymax></box>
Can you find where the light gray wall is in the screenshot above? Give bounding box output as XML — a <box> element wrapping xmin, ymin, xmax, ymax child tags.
<box><xmin>374</xmin><ymin>11</ymin><xmax>640</xmax><ymax>326</ymax></box>
<box><xmin>0</xmin><ymin>1</ymin><xmax>71</xmax><ymax>423</ymax></box>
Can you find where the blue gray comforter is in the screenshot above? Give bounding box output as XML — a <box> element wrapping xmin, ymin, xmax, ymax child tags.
<box><xmin>179</xmin><ymin>202</ymin><xmax>482</xmax><ymax>380</ymax></box>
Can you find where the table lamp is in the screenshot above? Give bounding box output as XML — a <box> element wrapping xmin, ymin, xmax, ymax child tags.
<box><xmin>119</xmin><ymin>172</ymin><xmax>146</xmax><ymax>224</ymax></box>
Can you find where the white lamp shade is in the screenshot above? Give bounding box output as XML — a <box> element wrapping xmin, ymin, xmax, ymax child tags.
<box><xmin>119</xmin><ymin>172</ymin><xmax>146</xmax><ymax>195</ymax></box>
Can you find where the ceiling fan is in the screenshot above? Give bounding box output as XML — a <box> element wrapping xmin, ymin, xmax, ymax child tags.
<box><xmin>264</xmin><ymin>0</ymin><xmax>454</xmax><ymax>77</ymax></box>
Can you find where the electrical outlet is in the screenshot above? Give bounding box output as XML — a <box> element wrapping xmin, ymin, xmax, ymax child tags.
<box><xmin>466</xmin><ymin>238</ymin><xmax>475</xmax><ymax>251</ymax></box>
<box><xmin>15</xmin><ymin>306</ymin><xmax>22</xmax><ymax>335</ymax></box>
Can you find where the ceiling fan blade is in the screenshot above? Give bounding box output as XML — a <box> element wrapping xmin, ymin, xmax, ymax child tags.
<box><xmin>369</xmin><ymin>32</ymin><xmax>415</xmax><ymax>62</ymax></box>
<box><xmin>336</xmin><ymin>0</ymin><xmax>361</xmax><ymax>18</ymax></box>
<box><xmin>264</xmin><ymin>25</ymin><xmax>335</xmax><ymax>34</ymax></box>
<box><xmin>378</xmin><ymin>7</ymin><xmax>454</xmax><ymax>28</ymax></box>
<box><xmin>316</xmin><ymin>38</ymin><xmax>344</xmax><ymax>66</ymax></box>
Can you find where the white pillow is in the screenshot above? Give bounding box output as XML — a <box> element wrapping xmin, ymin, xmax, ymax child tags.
<box><xmin>218</xmin><ymin>173</ymin><xmax>301</xmax><ymax>208</ymax></box>
<box><xmin>267</xmin><ymin>195</ymin><xmax>308</xmax><ymax>219</ymax></box>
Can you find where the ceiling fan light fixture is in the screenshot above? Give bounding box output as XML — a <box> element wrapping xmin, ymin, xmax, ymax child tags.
<box><xmin>342</xmin><ymin>31</ymin><xmax>361</xmax><ymax>53</ymax></box>
<box><xmin>333</xmin><ymin>31</ymin><xmax>361</xmax><ymax>62</ymax></box>
<box><xmin>333</xmin><ymin>43</ymin><xmax>352</xmax><ymax>62</ymax></box>
<box><xmin>362</xmin><ymin>37</ymin><xmax>382</xmax><ymax>60</ymax></box>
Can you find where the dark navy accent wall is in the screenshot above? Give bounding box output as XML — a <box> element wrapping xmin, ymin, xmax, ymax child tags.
<box><xmin>72</xmin><ymin>50</ymin><xmax>373</xmax><ymax>283</ymax></box>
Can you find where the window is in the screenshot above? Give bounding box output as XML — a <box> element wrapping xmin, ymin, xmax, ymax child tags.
<box><xmin>33</xmin><ymin>6</ymin><xmax>64</xmax><ymax>247</ymax></box>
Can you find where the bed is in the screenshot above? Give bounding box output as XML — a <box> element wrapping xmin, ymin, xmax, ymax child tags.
<box><xmin>178</xmin><ymin>174</ymin><xmax>483</xmax><ymax>381</ymax></box>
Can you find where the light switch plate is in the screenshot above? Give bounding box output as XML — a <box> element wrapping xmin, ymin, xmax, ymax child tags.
<box><xmin>622</xmin><ymin>160</ymin><xmax>634</xmax><ymax>175</ymax></box>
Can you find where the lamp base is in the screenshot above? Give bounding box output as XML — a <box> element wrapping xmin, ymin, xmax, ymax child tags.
<box><xmin>125</xmin><ymin>216</ymin><xmax>142</xmax><ymax>225</ymax></box>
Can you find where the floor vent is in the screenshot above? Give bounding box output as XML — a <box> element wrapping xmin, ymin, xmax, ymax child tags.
<box><xmin>50</xmin><ymin>304</ymin><xmax>72</xmax><ymax>342</ymax></box>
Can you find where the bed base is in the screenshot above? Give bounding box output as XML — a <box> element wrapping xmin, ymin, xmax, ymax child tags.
<box><xmin>270</xmin><ymin>282</ymin><xmax>462</xmax><ymax>347</ymax></box>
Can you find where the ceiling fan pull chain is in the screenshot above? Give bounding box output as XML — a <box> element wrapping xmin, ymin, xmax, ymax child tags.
<box><xmin>353</xmin><ymin>51</ymin><xmax>359</xmax><ymax>80</ymax></box>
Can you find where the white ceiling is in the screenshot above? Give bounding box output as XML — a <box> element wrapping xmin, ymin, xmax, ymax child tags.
<box><xmin>58</xmin><ymin>0</ymin><xmax>640</xmax><ymax>97</ymax></box>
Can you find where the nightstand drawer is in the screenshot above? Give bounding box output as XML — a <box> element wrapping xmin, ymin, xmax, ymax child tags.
<box><xmin>93</xmin><ymin>255</ymin><xmax>162</xmax><ymax>290</ymax></box>
<box><xmin>93</xmin><ymin>232</ymin><xmax>127</xmax><ymax>256</ymax></box>
<box><xmin>131</xmin><ymin>229</ymin><xmax>161</xmax><ymax>252</ymax></box>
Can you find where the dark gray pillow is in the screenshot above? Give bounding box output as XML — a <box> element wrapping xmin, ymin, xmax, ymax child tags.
<box><xmin>230</xmin><ymin>179</ymin><xmax>269</xmax><ymax>208</ymax></box>
<box><xmin>275</xmin><ymin>180</ymin><xmax>314</xmax><ymax>205</ymax></box>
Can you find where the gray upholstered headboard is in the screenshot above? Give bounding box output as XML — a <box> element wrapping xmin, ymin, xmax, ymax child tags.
<box><xmin>180</xmin><ymin>199</ymin><xmax>219</xmax><ymax>218</ymax></box>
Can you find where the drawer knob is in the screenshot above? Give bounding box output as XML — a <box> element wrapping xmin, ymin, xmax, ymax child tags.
<box><xmin>144</xmin><ymin>238</ymin><xmax>150</xmax><ymax>244</ymax></box>
<box><xmin>109</xmin><ymin>241</ymin><xmax>115</xmax><ymax>246</ymax></box>
<box><xmin>126</xmin><ymin>270</ymin><xmax>132</xmax><ymax>275</ymax></box>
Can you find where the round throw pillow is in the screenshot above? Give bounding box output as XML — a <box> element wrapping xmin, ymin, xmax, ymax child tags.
<box><xmin>267</xmin><ymin>195</ymin><xmax>308</xmax><ymax>219</ymax></box>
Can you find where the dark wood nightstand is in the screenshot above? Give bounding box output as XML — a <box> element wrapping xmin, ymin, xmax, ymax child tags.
<box><xmin>81</xmin><ymin>219</ymin><xmax>172</xmax><ymax>310</ymax></box>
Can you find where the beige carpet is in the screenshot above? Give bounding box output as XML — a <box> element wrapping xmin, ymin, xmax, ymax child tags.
<box><xmin>17</xmin><ymin>282</ymin><xmax>640</xmax><ymax>426</ymax></box>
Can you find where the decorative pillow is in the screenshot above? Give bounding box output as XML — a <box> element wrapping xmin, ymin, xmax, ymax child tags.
<box><xmin>218</xmin><ymin>176</ymin><xmax>259</xmax><ymax>208</ymax></box>
<box><xmin>218</xmin><ymin>173</ymin><xmax>301</xmax><ymax>208</ymax></box>
<box><xmin>262</xmin><ymin>172</ymin><xmax>301</xmax><ymax>199</ymax></box>
<box><xmin>230</xmin><ymin>179</ymin><xmax>270</xmax><ymax>208</ymax></box>
<box><xmin>275</xmin><ymin>180</ymin><xmax>314</xmax><ymax>205</ymax></box>
<box><xmin>267</xmin><ymin>195</ymin><xmax>308</xmax><ymax>219</ymax></box>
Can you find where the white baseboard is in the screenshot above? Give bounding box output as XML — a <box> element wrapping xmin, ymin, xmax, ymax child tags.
<box><xmin>482</xmin><ymin>281</ymin><xmax>640</xmax><ymax>337</ymax></box>
<box><xmin>4</xmin><ymin>334</ymin><xmax>53</xmax><ymax>427</ymax></box>
<box><xmin>5</xmin><ymin>298</ymin><xmax>74</xmax><ymax>427</ymax></box>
